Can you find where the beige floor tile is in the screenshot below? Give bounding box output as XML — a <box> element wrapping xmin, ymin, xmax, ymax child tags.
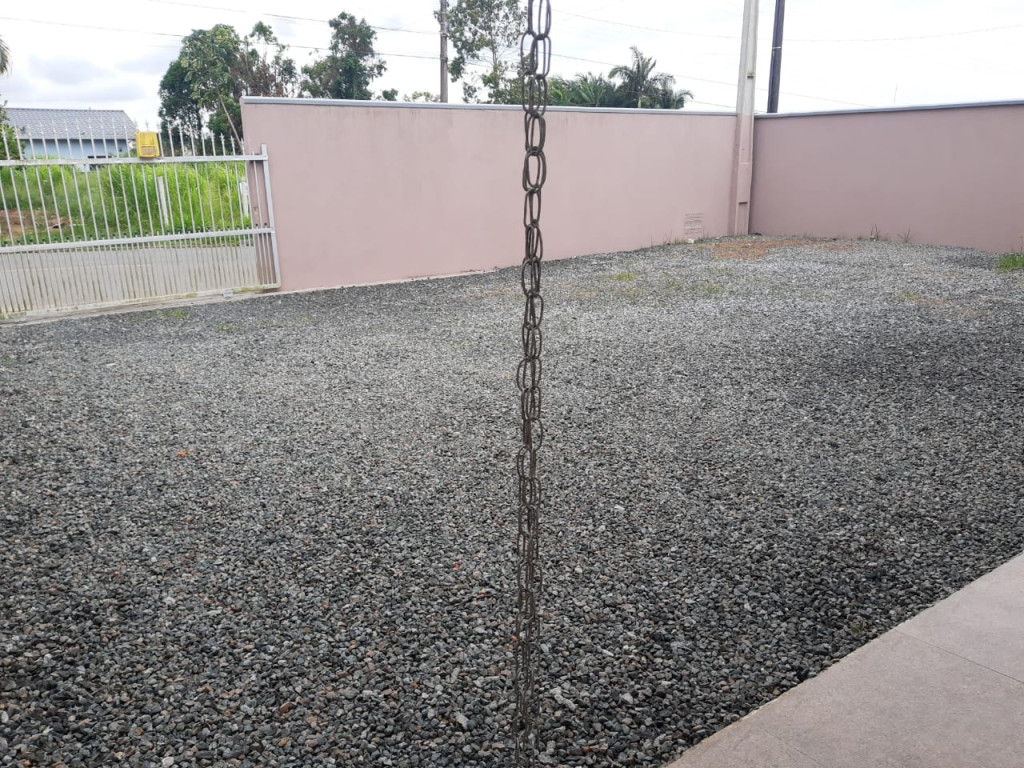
<box><xmin>897</xmin><ymin>555</ymin><xmax>1024</xmax><ymax>682</ymax></box>
<box><xmin>666</xmin><ymin>723</ymin><xmax>823</xmax><ymax>768</ymax></box>
<box><xmin>749</xmin><ymin>631</ymin><xmax>1024</xmax><ymax>768</ymax></box>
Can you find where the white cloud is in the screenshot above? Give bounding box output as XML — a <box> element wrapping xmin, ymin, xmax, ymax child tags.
<box><xmin>30</xmin><ymin>56</ymin><xmax>109</xmax><ymax>86</ymax></box>
<box><xmin>120</xmin><ymin>47</ymin><xmax>181</xmax><ymax>77</ymax></box>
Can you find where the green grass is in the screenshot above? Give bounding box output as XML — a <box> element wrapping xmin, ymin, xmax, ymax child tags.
<box><xmin>997</xmin><ymin>253</ymin><xmax>1024</xmax><ymax>272</ymax></box>
<box><xmin>658</xmin><ymin>278</ymin><xmax>727</xmax><ymax>298</ymax></box>
<box><xmin>1</xmin><ymin>161</ymin><xmax>249</xmax><ymax>247</ymax></box>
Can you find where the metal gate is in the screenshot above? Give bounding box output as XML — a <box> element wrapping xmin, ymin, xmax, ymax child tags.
<box><xmin>0</xmin><ymin>121</ymin><xmax>279</xmax><ymax>320</ymax></box>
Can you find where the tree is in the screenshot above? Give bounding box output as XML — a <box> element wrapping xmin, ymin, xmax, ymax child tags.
<box><xmin>161</xmin><ymin>22</ymin><xmax>297</xmax><ymax>146</ymax></box>
<box><xmin>549</xmin><ymin>48</ymin><xmax>693</xmax><ymax>110</ymax></box>
<box><xmin>609</xmin><ymin>46</ymin><xmax>683</xmax><ymax>109</ymax></box>
<box><xmin>442</xmin><ymin>0</ymin><xmax>525</xmax><ymax>104</ymax></box>
<box><xmin>651</xmin><ymin>80</ymin><xmax>693</xmax><ymax>110</ymax></box>
<box><xmin>405</xmin><ymin>91</ymin><xmax>441</xmax><ymax>103</ymax></box>
<box><xmin>300</xmin><ymin>13</ymin><xmax>386</xmax><ymax>100</ymax></box>
<box><xmin>0</xmin><ymin>117</ymin><xmax>15</xmax><ymax>161</ymax></box>
<box><xmin>549</xmin><ymin>73</ymin><xmax>618</xmax><ymax>108</ymax></box>
<box><xmin>178</xmin><ymin>24</ymin><xmax>246</xmax><ymax>144</ymax></box>
<box><xmin>0</xmin><ymin>36</ymin><xmax>17</xmax><ymax>161</ymax></box>
<box><xmin>207</xmin><ymin>99</ymin><xmax>241</xmax><ymax>147</ymax></box>
<box><xmin>158</xmin><ymin>59</ymin><xmax>204</xmax><ymax>149</ymax></box>
<box><xmin>238</xmin><ymin>22</ymin><xmax>298</xmax><ymax>99</ymax></box>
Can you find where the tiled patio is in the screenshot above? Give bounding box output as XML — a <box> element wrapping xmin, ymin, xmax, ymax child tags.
<box><xmin>668</xmin><ymin>552</ymin><xmax>1024</xmax><ymax>768</ymax></box>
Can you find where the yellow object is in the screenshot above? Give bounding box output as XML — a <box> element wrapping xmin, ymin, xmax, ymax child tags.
<box><xmin>136</xmin><ymin>132</ymin><xmax>160</xmax><ymax>159</ymax></box>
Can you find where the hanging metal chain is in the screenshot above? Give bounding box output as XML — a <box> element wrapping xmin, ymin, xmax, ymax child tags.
<box><xmin>514</xmin><ymin>1</ymin><xmax>551</xmax><ymax>766</ymax></box>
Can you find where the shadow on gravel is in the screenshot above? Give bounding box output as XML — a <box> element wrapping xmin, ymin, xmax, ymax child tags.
<box><xmin>2</xmin><ymin>238</ymin><xmax>1022</xmax><ymax>767</ymax></box>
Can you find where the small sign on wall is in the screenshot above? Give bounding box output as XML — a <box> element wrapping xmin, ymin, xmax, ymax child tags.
<box><xmin>684</xmin><ymin>213</ymin><xmax>705</xmax><ymax>241</ymax></box>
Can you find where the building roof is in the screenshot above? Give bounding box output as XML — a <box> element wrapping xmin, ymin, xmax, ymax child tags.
<box><xmin>5</xmin><ymin>108</ymin><xmax>138</xmax><ymax>141</ymax></box>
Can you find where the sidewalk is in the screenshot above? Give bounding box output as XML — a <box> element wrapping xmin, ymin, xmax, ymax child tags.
<box><xmin>667</xmin><ymin>552</ymin><xmax>1024</xmax><ymax>768</ymax></box>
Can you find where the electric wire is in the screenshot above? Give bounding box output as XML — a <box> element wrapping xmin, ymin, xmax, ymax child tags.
<box><xmin>5</xmin><ymin>9</ymin><xmax>1015</xmax><ymax>113</ymax></box>
<box><xmin>145</xmin><ymin>0</ymin><xmax>436</xmax><ymax>35</ymax></box>
<box><xmin>0</xmin><ymin>15</ymin><xmax>440</xmax><ymax>60</ymax></box>
<box><xmin>789</xmin><ymin>21</ymin><xmax>1024</xmax><ymax>44</ymax></box>
<box><xmin>559</xmin><ymin>9</ymin><xmax>739</xmax><ymax>39</ymax></box>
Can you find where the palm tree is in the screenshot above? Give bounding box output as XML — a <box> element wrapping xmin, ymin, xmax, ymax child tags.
<box><xmin>549</xmin><ymin>50</ymin><xmax>693</xmax><ymax>110</ymax></box>
<box><xmin>653</xmin><ymin>81</ymin><xmax>694</xmax><ymax>110</ymax></box>
<box><xmin>571</xmin><ymin>73</ymin><xmax>617</xmax><ymax>107</ymax></box>
<box><xmin>609</xmin><ymin>46</ymin><xmax>674</xmax><ymax>109</ymax></box>
<box><xmin>0</xmin><ymin>36</ymin><xmax>15</xmax><ymax>162</ymax></box>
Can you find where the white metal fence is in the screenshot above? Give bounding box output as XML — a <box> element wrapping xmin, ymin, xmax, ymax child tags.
<box><xmin>0</xmin><ymin>123</ymin><xmax>279</xmax><ymax>320</ymax></box>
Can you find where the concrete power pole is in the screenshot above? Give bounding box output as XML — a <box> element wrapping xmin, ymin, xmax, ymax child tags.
<box><xmin>729</xmin><ymin>0</ymin><xmax>759</xmax><ymax>236</ymax></box>
<box><xmin>767</xmin><ymin>0</ymin><xmax>786</xmax><ymax>113</ymax></box>
<box><xmin>439</xmin><ymin>0</ymin><xmax>450</xmax><ymax>103</ymax></box>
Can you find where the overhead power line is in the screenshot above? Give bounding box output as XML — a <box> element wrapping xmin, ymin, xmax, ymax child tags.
<box><xmin>0</xmin><ymin>14</ymin><xmax>182</xmax><ymax>38</ymax></box>
<box><xmin>0</xmin><ymin>14</ymin><xmax>438</xmax><ymax>58</ymax></box>
<box><xmin>0</xmin><ymin>12</ymin><xmax>892</xmax><ymax>110</ymax></box>
<box><xmin>145</xmin><ymin>0</ymin><xmax>435</xmax><ymax>35</ymax></box>
<box><xmin>789</xmin><ymin>21</ymin><xmax>1024</xmax><ymax>43</ymax></box>
<box><xmin>559</xmin><ymin>10</ymin><xmax>739</xmax><ymax>39</ymax></box>
<box><xmin>559</xmin><ymin>8</ymin><xmax>1024</xmax><ymax>46</ymax></box>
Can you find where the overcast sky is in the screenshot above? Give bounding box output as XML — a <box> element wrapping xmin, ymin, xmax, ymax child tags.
<box><xmin>1</xmin><ymin>0</ymin><xmax>1022</xmax><ymax>128</ymax></box>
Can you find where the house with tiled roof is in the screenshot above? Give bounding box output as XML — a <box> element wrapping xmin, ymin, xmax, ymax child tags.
<box><xmin>5</xmin><ymin>108</ymin><xmax>137</xmax><ymax>159</ymax></box>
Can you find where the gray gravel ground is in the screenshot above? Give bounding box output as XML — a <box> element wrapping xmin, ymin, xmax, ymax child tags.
<box><xmin>2</xmin><ymin>237</ymin><xmax>1023</xmax><ymax>768</ymax></box>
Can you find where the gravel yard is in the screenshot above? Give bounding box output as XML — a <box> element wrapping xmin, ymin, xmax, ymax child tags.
<box><xmin>2</xmin><ymin>237</ymin><xmax>1023</xmax><ymax>768</ymax></box>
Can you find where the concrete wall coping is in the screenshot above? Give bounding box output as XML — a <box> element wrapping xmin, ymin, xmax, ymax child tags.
<box><xmin>243</xmin><ymin>96</ymin><xmax>1024</xmax><ymax>121</ymax></box>
<box><xmin>240</xmin><ymin>96</ymin><xmax>733</xmax><ymax>118</ymax></box>
<box><xmin>756</xmin><ymin>99</ymin><xmax>1024</xmax><ymax>119</ymax></box>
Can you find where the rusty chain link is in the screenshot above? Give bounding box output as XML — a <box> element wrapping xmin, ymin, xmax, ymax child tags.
<box><xmin>513</xmin><ymin>1</ymin><xmax>551</xmax><ymax>765</ymax></box>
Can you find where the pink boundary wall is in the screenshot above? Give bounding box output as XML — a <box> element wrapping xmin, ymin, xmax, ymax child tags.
<box><xmin>241</xmin><ymin>98</ymin><xmax>737</xmax><ymax>292</ymax></box>
<box><xmin>750</xmin><ymin>102</ymin><xmax>1024</xmax><ymax>254</ymax></box>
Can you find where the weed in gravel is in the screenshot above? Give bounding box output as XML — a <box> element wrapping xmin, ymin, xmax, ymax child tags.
<box><xmin>710</xmin><ymin>237</ymin><xmax>810</xmax><ymax>261</ymax></box>
<box><xmin>159</xmin><ymin>308</ymin><xmax>190</xmax><ymax>320</ymax></box>
<box><xmin>217</xmin><ymin>322</ymin><xmax>242</xmax><ymax>332</ymax></box>
<box><xmin>660</xmin><ymin>278</ymin><xmax>690</xmax><ymax>294</ymax></box>
<box><xmin>659</xmin><ymin>278</ymin><xmax>727</xmax><ymax>298</ymax></box>
<box><xmin>698</xmin><ymin>282</ymin><xmax>726</xmax><ymax>296</ymax></box>
<box><xmin>0</xmin><ymin>355</ymin><xmax>15</xmax><ymax>366</ymax></box>
<box><xmin>997</xmin><ymin>253</ymin><xmax>1024</xmax><ymax>272</ymax></box>
<box><xmin>897</xmin><ymin>292</ymin><xmax>954</xmax><ymax>308</ymax></box>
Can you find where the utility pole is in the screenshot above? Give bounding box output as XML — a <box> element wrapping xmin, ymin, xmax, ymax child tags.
<box><xmin>730</xmin><ymin>0</ymin><xmax>759</xmax><ymax>235</ymax></box>
<box><xmin>439</xmin><ymin>0</ymin><xmax>449</xmax><ymax>103</ymax></box>
<box><xmin>767</xmin><ymin>0</ymin><xmax>786</xmax><ymax>113</ymax></box>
